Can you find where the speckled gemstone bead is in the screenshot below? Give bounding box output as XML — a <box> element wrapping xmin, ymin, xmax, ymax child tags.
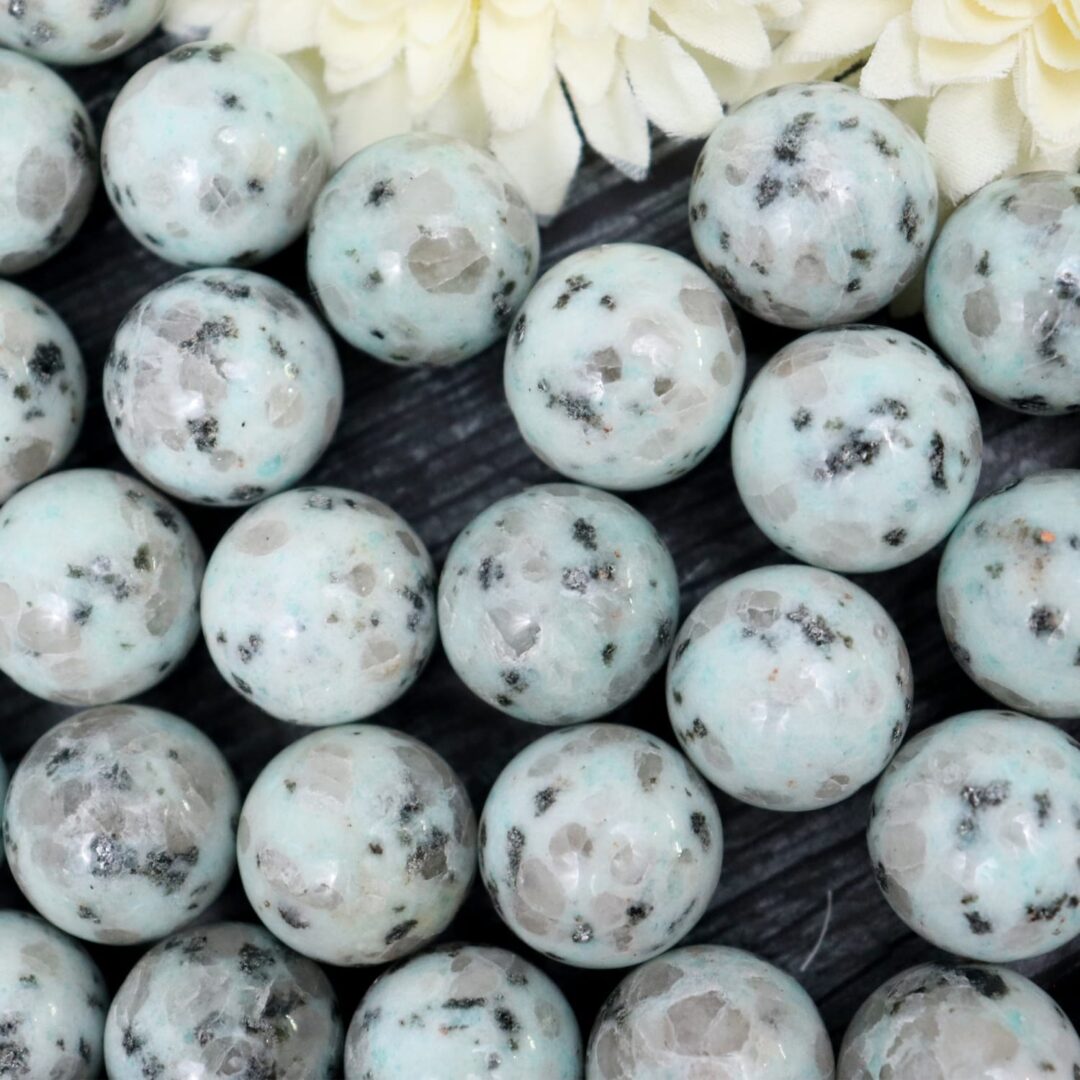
<box><xmin>732</xmin><ymin>326</ymin><xmax>982</xmax><ymax>572</ymax></box>
<box><xmin>838</xmin><ymin>962</ymin><xmax>1080</xmax><ymax>1078</ymax></box>
<box><xmin>0</xmin><ymin>50</ymin><xmax>97</xmax><ymax>274</ymax></box>
<box><xmin>308</xmin><ymin>132</ymin><xmax>539</xmax><ymax>366</ymax></box>
<box><xmin>438</xmin><ymin>484</ymin><xmax>679</xmax><ymax>724</ymax></box>
<box><xmin>668</xmin><ymin>564</ymin><xmax>912</xmax><ymax>811</ymax></box>
<box><xmin>237</xmin><ymin>725</ymin><xmax>475</xmax><ymax>966</ymax></box>
<box><xmin>4</xmin><ymin>705</ymin><xmax>239</xmax><ymax>945</ymax></box>
<box><xmin>938</xmin><ymin>470</ymin><xmax>1080</xmax><ymax>718</ymax></box>
<box><xmin>925</xmin><ymin>171</ymin><xmax>1080</xmax><ymax>415</ymax></box>
<box><xmin>587</xmin><ymin>945</ymin><xmax>833</xmax><ymax>1080</ymax></box>
<box><xmin>689</xmin><ymin>82</ymin><xmax>937</xmax><ymax>328</ymax></box>
<box><xmin>0</xmin><ymin>0</ymin><xmax>164</xmax><ymax>65</ymax></box>
<box><xmin>0</xmin><ymin>468</ymin><xmax>204</xmax><ymax>704</ymax></box>
<box><xmin>869</xmin><ymin>710</ymin><xmax>1080</xmax><ymax>962</ymax></box>
<box><xmin>104</xmin><ymin>922</ymin><xmax>343</xmax><ymax>1080</ymax></box>
<box><xmin>344</xmin><ymin>944</ymin><xmax>581</xmax><ymax>1080</ymax></box>
<box><xmin>0</xmin><ymin>280</ymin><xmax>86</xmax><ymax>503</ymax></box>
<box><xmin>104</xmin><ymin>269</ymin><xmax>342</xmax><ymax>506</ymax></box>
<box><xmin>202</xmin><ymin>486</ymin><xmax>436</xmax><ymax>724</ymax></box>
<box><xmin>0</xmin><ymin>911</ymin><xmax>107</xmax><ymax>1078</ymax></box>
<box><xmin>102</xmin><ymin>42</ymin><xmax>331</xmax><ymax>267</ymax></box>
<box><xmin>479</xmin><ymin>724</ymin><xmax>723</xmax><ymax>968</ymax></box>
<box><xmin>504</xmin><ymin>243</ymin><xmax>746</xmax><ymax>491</ymax></box>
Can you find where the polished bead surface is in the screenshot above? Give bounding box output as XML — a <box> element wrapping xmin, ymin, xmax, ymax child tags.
<box><xmin>4</xmin><ymin>705</ymin><xmax>238</xmax><ymax>945</ymax></box>
<box><xmin>104</xmin><ymin>268</ymin><xmax>342</xmax><ymax>506</ymax></box>
<box><xmin>0</xmin><ymin>468</ymin><xmax>204</xmax><ymax>704</ymax></box>
<box><xmin>939</xmin><ymin>470</ymin><xmax>1080</xmax><ymax>718</ymax></box>
<box><xmin>504</xmin><ymin>243</ymin><xmax>746</xmax><ymax>491</ymax></box>
<box><xmin>237</xmin><ymin>725</ymin><xmax>476</xmax><ymax>966</ymax></box>
<box><xmin>732</xmin><ymin>326</ymin><xmax>982</xmax><ymax>572</ymax></box>
<box><xmin>104</xmin><ymin>921</ymin><xmax>343</xmax><ymax>1080</ymax></box>
<box><xmin>838</xmin><ymin>962</ymin><xmax>1080</xmax><ymax>1078</ymax></box>
<box><xmin>479</xmin><ymin>724</ymin><xmax>723</xmax><ymax>968</ymax></box>
<box><xmin>587</xmin><ymin>945</ymin><xmax>833</xmax><ymax>1080</ymax></box>
<box><xmin>0</xmin><ymin>910</ymin><xmax>107</xmax><ymax>1078</ymax></box>
<box><xmin>344</xmin><ymin>944</ymin><xmax>582</xmax><ymax>1080</ymax></box>
<box><xmin>925</xmin><ymin>171</ymin><xmax>1080</xmax><ymax>415</ymax></box>
<box><xmin>868</xmin><ymin>710</ymin><xmax>1080</xmax><ymax>961</ymax></box>
<box><xmin>689</xmin><ymin>82</ymin><xmax>937</xmax><ymax>328</ymax></box>
<box><xmin>438</xmin><ymin>484</ymin><xmax>679</xmax><ymax>724</ymax></box>
<box><xmin>102</xmin><ymin>43</ymin><xmax>331</xmax><ymax>267</ymax></box>
<box><xmin>668</xmin><ymin>564</ymin><xmax>912</xmax><ymax>810</ymax></box>
<box><xmin>0</xmin><ymin>49</ymin><xmax>97</xmax><ymax>274</ymax></box>
<box><xmin>0</xmin><ymin>0</ymin><xmax>164</xmax><ymax>65</ymax></box>
<box><xmin>202</xmin><ymin>486</ymin><xmax>436</xmax><ymax>724</ymax></box>
<box><xmin>308</xmin><ymin>132</ymin><xmax>539</xmax><ymax>365</ymax></box>
<box><xmin>0</xmin><ymin>280</ymin><xmax>86</xmax><ymax>503</ymax></box>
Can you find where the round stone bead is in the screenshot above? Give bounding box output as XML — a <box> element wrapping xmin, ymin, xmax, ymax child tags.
<box><xmin>587</xmin><ymin>945</ymin><xmax>834</xmax><ymax>1080</ymax></box>
<box><xmin>0</xmin><ymin>0</ymin><xmax>163</xmax><ymax>65</ymax></box>
<box><xmin>938</xmin><ymin>470</ymin><xmax>1080</xmax><ymax>718</ymax></box>
<box><xmin>202</xmin><ymin>486</ymin><xmax>436</xmax><ymax>724</ymax></box>
<box><xmin>344</xmin><ymin>944</ymin><xmax>582</xmax><ymax>1080</ymax></box>
<box><xmin>308</xmin><ymin>132</ymin><xmax>540</xmax><ymax>366</ymax></box>
<box><xmin>504</xmin><ymin>243</ymin><xmax>746</xmax><ymax>490</ymax></box>
<box><xmin>104</xmin><ymin>922</ymin><xmax>343</xmax><ymax>1080</ymax></box>
<box><xmin>868</xmin><ymin>709</ymin><xmax>1080</xmax><ymax>962</ymax></box>
<box><xmin>925</xmin><ymin>171</ymin><xmax>1080</xmax><ymax>415</ymax></box>
<box><xmin>0</xmin><ymin>911</ymin><xmax>107</xmax><ymax>1078</ymax></box>
<box><xmin>732</xmin><ymin>326</ymin><xmax>982</xmax><ymax>572</ymax></box>
<box><xmin>479</xmin><ymin>723</ymin><xmax>723</xmax><ymax>968</ymax></box>
<box><xmin>689</xmin><ymin>82</ymin><xmax>937</xmax><ymax>328</ymax></box>
<box><xmin>104</xmin><ymin>268</ymin><xmax>342</xmax><ymax>506</ymax></box>
<box><xmin>0</xmin><ymin>50</ymin><xmax>97</xmax><ymax>274</ymax></box>
<box><xmin>668</xmin><ymin>564</ymin><xmax>912</xmax><ymax>811</ymax></box>
<box><xmin>0</xmin><ymin>468</ymin><xmax>204</xmax><ymax>704</ymax></box>
<box><xmin>0</xmin><ymin>280</ymin><xmax>85</xmax><ymax>503</ymax></box>
<box><xmin>4</xmin><ymin>704</ymin><xmax>239</xmax><ymax>945</ymax></box>
<box><xmin>438</xmin><ymin>484</ymin><xmax>680</xmax><ymax>724</ymax></box>
<box><xmin>237</xmin><ymin>725</ymin><xmax>476</xmax><ymax>966</ymax></box>
<box><xmin>838</xmin><ymin>962</ymin><xmax>1080</xmax><ymax>1078</ymax></box>
<box><xmin>102</xmin><ymin>42</ymin><xmax>331</xmax><ymax>267</ymax></box>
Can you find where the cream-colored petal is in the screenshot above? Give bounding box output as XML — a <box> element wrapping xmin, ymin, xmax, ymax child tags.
<box><xmin>553</xmin><ymin>0</ymin><xmax>612</xmax><ymax>38</ymax></box>
<box><xmin>490</xmin><ymin>80</ymin><xmax>581</xmax><ymax>216</ymax></box>
<box><xmin>1034</xmin><ymin>5</ymin><xmax>1080</xmax><ymax>69</ymax></box>
<box><xmin>487</xmin><ymin>0</ymin><xmax>555</xmax><ymax>16</ymax></box>
<box><xmin>911</xmin><ymin>0</ymin><xmax>1029</xmax><ymax>45</ymax></box>
<box><xmin>778</xmin><ymin>0</ymin><xmax>908</xmax><ymax>63</ymax></box>
<box><xmin>622</xmin><ymin>24</ymin><xmax>723</xmax><ymax>135</ymax></box>
<box><xmin>555</xmin><ymin>23</ymin><xmax>620</xmax><ymax>105</ymax></box>
<box><xmin>283</xmin><ymin>50</ymin><xmax>332</xmax><ymax>104</ymax></box>
<box><xmin>406</xmin><ymin>1</ymin><xmax>474</xmax><ymax>107</ymax></box>
<box><xmin>422</xmin><ymin>66</ymin><xmax>492</xmax><ymax>145</ymax></box>
<box><xmin>406</xmin><ymin>0</ymin><xmax>471</xmax><ymax>44</ymax></box>
<box><xmin>331</xmin><ymin>0</ymin><xmax>404</xmax><ymax>21</ymax></box>
<box><xmin>319</xmin><ymin>8</ymin><xmax>405</xmax><ymax>93</ymax></box>
<box><xmin>570</xmin><ymin>65</ymin><xmax>651</xmax><ymax>179</ymax></box>
<box><xmin>609</xmin><ymin>0</ymin><xmax>651</xmax><ymax>39</ymax></box>
<box><xmin>252</xmin><ymin>0</ymin><xmax>319</xmax><ymax>52</ymax></box>
<box><xmin>918</xmin><ymin>35</ymin><xmax>1020</xmax><ymax>84</ymax></box>
<box><xmin>685</xmin><ymin>43</ymin><xmax>769</xmax><ymax>106</ymax></box>
<box><xmin>861</xmin><ymin>13</ymin><xmax>931</xmax><ymax>98</ymax></box>
<box><xmin>652</xmin><ymin>0</ymin><xmax>773</xmax><ymax>68</ymax></box>
<box><xmin>473</xmin><ymin>6</ymin><xmax>556</xmax><ymax>129</ymax></box>
<box><xmin>330</xmin><ymin>63</ymin><xmax>412</xmax><ymax>166</ymax></box>
<box><xmin>1015</xmin><ymin>33</ymin><xmax>1080</xmax><ymax>141</ymax></box>
<box><xmin>972</xmin><ymin>0</ymin><xmax>1048</xmax><ymax>16</ymax></box>
<box><xmin>1056</xmin><ymin>0</ymin><xmax>1080</xmax><ymax>38</ymax></box>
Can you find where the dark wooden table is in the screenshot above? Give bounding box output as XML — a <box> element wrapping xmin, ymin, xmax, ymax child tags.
<box><xmin>3</xmin><ymin>31</ymin><xmax>1079</xmax><ymax>1057</ymax></box>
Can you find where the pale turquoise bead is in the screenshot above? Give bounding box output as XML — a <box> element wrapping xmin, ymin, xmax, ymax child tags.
<box><xmin>689</xmin><ymin>82</ymin><xmax>937</xmax><ymax>328</ymax></box>
<box><xmin>587</xmin><ymin>946</ymin><xmax>833</xmax><ymax>1080</ymax></box>
<box><xmin>939</xmin><ymin>470</ymin><xmax>1080</xmax><ymax>718</ymax></box>
<box><xmin>504</xmin><ymin>243</ymin><xmax>746</xmax><ymax>490</ymax></box>
<box><xmin>732</xmin><ymin>326</ymin><xmax>982</xmax><ymax>572</ymax></box>
<box><xmin>438</xmin><ymin>484</ymin><xmax>680</xmax><ymax>724</ymax></box>
<box><xmin>237</xmin><ymin>725</ymin><xmax>476</xmax><ymax>966</ymax></box>
<box><xmin>838</xmin><ymin>963</ymin><xmax>1080</xmax><ymax>1078</ymax></box>
<box><xmin>102</xmin><ymin>43</ymin><xmax>331</xmax><ymax>267</ymax></box>
<box><xmin>202</xmin><ymin>487</ymin><xmax>436</xmax><ymax>724</ymax></box>
<box><xmin>925</xmin><ymin>171</ymin><xmax>1080</xmax><ymax>415</ymax></box>
<box><xmin>479</xmin><ymin>724</ymin><xmax>723</xmax><ymax>968</ymax></box>
<box><xmin>104</xmin><ymin>922</ymin><xmax>343</xmax><ymax>1080</ymax></box>
<box><xmin>344</xmin><ymin>944</ymin><xmax>582</xmax><ymax>1080</ymax></box>
<box><xmin>668</xmin><ymin>564</ymin><xmax>912</xmax><ymax>810</ymax></box>
<box><xmin>0</xmin><ymin>469</ymin><xmax>204</xmax><ymax>704</ymax></box>
<box><xmin>0</xmin><ymin>0</ymin><xmax>163</xmax><ymax>65</ymax></box>
<box><xmin>308</xmin><ymin>132</ymin><xmax>539</xmax><ymax>366</ymax></box>
<box><xmin>0</xmin><ymin>280</ymin><xmax>86</xmax><ymax>503</ymax></box>
<box><xmin>4</xmin><ymin>705</ymin><xmax>239</xmax><ymax>945</ymax></box>
<box><xmin>0</xmin><ymin>49</ymin><xmax>97</xmax><ymax>274</ymax></box>
<box><xmin>0</xmin><ymin>911</ymin><xmax>107</xmax><ymax>1078</ymax></box>
<box><xmin>104</xmin><ymin>269</ymin><xmax>342</xmax><ymax>506</ymax></box>
<box><xmin>869</xmin><ymin>710</ymin><xmax>1080</xmax><ymax>962</ymax></box>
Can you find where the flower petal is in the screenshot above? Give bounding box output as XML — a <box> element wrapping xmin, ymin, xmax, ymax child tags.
<box><xmin>917</xmin><ymin>35</ymin><xmax>1019</xmax><ymax>85</ymax></box>
<box><xmin>684</xmin><ymin>42</ymin><xmax>770</xmax><ymax>107</ymax></box>
<box><xmin>331</xmin><ymin>0</ymin><xmax>403</xmax><ymax>20</ymax></box>
<box><xmin>253</xmin><ymin>0</ymin><xmax>319</xmax><ymax>52</ymax></box>
<box><xmin>1034</xmin><ymin>5</ymin><xmax>1080</xmax><ymax>70</ymax></box>
<box><xmin>555</xmin><ymin>23</ymin><xmax>620</xmax><ymax>105</ymax></box>
<box><xmin>778</xmin><ymin>0</ymin><xmax>908</xmax><ymax>63</ymax></box>
<box><xmin>553</xmin><ymin>0</ymin><xmax>614</xmax><ymax>37</ymax></box>
<box><xmin>473</xmin><ymin>5</ymin><xmax>556</xmax><ymax>129</ymax></box>
<box><xmin>911</xmin><ymin>0</ymin><xmax>1028</xmax><ymax>45</ymax></box>
<box><xmin>570</xmin><ymin>65</ymin><xmax>651</xmax><ymax>179</ymax></box>
<box><xmin>652</xmin><ymin>0</ymin><xmax>773</xmax><ymax>69</ymax></box>
<box><xmin>422</xmin><ymin>66</ymin><xmax>492</xmax><ymax>145</ymax></box>
<box><xmin>318</xmin><ymin>7</ymin><xmax>405</xmax><ymax>93</ymax></box>
<box><xmin>1056</xmin><ymin>0</ymin><xmax>1080</xmax><ymax>38</ymax></box>
<box><xmin>608</xmin><ymin>0</ymin><xmax>651</xmax><ymax>39</ymax></box>
<box><xmin>1015</xmin><ymin>33</ymin><xmax>1080</xmax><ymax>143</ymax></box>
<box><xmin>861</xmin><ymin>13</ymin><xmax>930</xmax><ymax>98</ymax></box>
<box><xmin>407</xmin><ymin>0</ymin><xmax>471</xmax><ymax>44</ymax></box>
<box><xmin>405</xmin><ymin>0</ymin><xmax>474</xmax><ymax>107</ymax></box>
<box><xmin>331</xmin><ymin>62</ymin><xmax>412</xmax><ymax>165</ymax></box>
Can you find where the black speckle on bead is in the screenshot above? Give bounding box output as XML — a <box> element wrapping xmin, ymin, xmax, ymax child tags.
<box><xmin>506</xmin><ymin>826</ymin><xmax>525</xmax><ymax>883</ymax></box>
<box><xmin>187</xmin><ymin>415</ymin><xmax>219</xmax><ymax>452</ymax></box>
<box><xmin>277</xmin><ymin>905</ymin><xmax>309</xmax><ymax>929</ymax></box>
<box><xmin>1029</xmin><ymin>605</ymin><xmax>1062</xmax><ymax>637</ymax></box>
<box><xmin>534</xmin><ymin>787</ymin><xmax>557</xmax><ymax>815</ymax></box>
<box><xmin>883</xmin><ymin>528</ymin><xmax>906</xmax><ymax>547</ymax></box>
<box><xmin>27</xmin><ymin>342</ymin><xmax>64</xmax><ymax>384</ymax></box>
<box><xmin>773</xmin><ymin>111</ymin><xmax>814</xmax><ymax>164</ymax></box>
<box><xmin>899</xmin><ymin>195</ymin><xmax>919</xmax><ymax>242</ymax></box>
<box><xmin>384</xmin><ymin>918</ymin><xmax>418</xmax><ymax>945</ymax></box>
<box><xmin>572</xmin><ymin>518</ymin><xmax>597</xmax><ymax>550</ymax></box>
<box><xmin>755</xmin><ymin>173</ymin><xmax>782</xmax><ymax>209</ymax></box>
<box><xmin>965</xmin><ymin>910</ymin><xmax>993</xmax><ymax>934</ymax></box>
<box><xmin>955</xmin><ymin>965</ymin><xmax>1009</xmax><ymax>999</ymax></box>
<box><xmin>367</xmin><ymin>180</ymin><xmax>394</xmax><ymax>206</ymax></box>
<box><xmin>601</xmin><ymin>642</ymin><xmax>616</xmax><ymax>667</ymax></box>
<box><xmin>690</xmin><ymin>810</ymin><xmax>711</xmax><ymax>850</ymax></box>
<box><xmin>870</xmin><ymin>130</ymin><xmax>900</xmax><ymax>157</ymax></box>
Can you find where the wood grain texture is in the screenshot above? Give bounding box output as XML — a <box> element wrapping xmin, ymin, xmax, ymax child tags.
<box><xmin>2</xmin><ymin>31</ymin><xmax>1079</xmax><ymax>1051</ymax></box>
